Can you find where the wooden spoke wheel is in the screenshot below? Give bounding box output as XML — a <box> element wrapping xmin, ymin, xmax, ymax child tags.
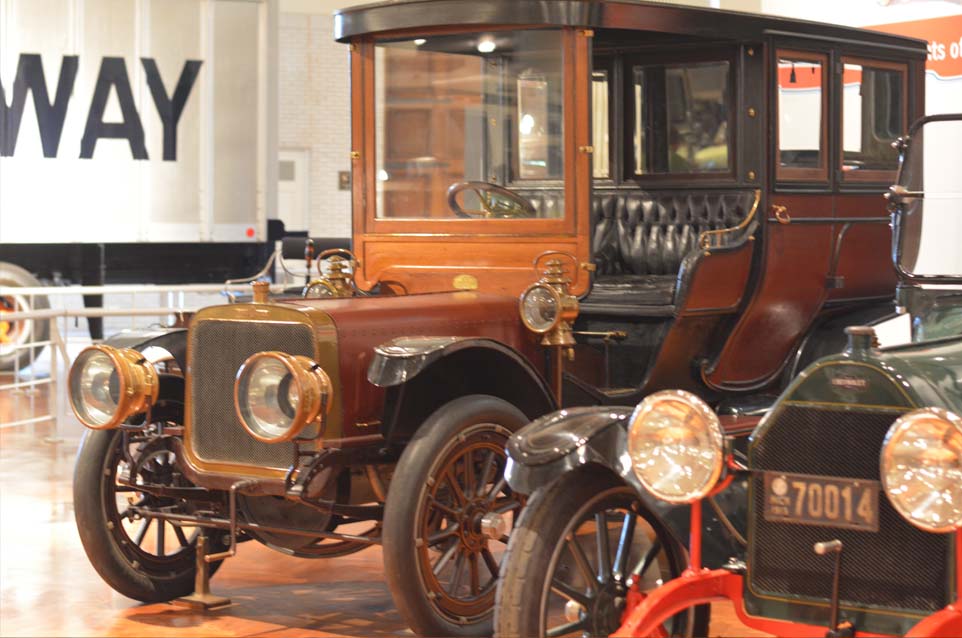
<box><xmin>383</xmin><ymin>395</ymin><xmax>529</xmax><ymax>637</ymax></box>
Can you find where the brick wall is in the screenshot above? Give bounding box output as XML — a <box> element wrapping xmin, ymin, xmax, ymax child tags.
<box><xmin>278</xmin><ymin>12</ymin><xmax>351</xmax><ymax>238</ymax></box>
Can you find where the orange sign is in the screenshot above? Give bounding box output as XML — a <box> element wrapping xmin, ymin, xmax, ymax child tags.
<box><xmin>870</xmin><ymin>14</ymin><xmax>962</xmax><ymax>79</ymax></box>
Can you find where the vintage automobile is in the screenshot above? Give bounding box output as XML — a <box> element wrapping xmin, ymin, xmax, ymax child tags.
<box><xmin>65</xmin><ymin>1</ymin><xmax>927</xmax><ymax>636</ymax></box>
<box><xmin>497</xmin><ymin>114</ymin><xmax>962</xmax><ymax>638</ymax></box>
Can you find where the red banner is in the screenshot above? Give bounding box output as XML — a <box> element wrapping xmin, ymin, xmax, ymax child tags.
<box><xmin>870</xmin><ymin>14</ymin><xmax>962</xmax><ymax>79</ymax></box>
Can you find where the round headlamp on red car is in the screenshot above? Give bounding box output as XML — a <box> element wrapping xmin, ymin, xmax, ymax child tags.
<box><xmin>68</xmin><ymin>345</ymin><xmax>159</xmax><ymax>430</ymax></box>
<box><xmin>234</xmin><ymin>351</ymin><xmax>332</xmax><ymax>444</ymax></box>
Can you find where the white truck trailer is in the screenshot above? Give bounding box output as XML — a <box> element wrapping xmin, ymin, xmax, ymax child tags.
<box><xmin>0</xmin><ymin>0</ymin><xmax>284</xmax><ymax>369</ymax></box>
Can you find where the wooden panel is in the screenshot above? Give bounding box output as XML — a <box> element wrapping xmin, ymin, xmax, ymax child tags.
<box><xmin>680</xmin><ymin>241</ymin><xmax>755</xmax><ymax>314</ymax></box>
<box><xmin>643</xmin><ymin>314</ymin><xmax>730</xmax><ymax>394</ymax></box>
<box><xmin>704</xmin><ymin>194</ymin><xmax>833</xmax><ymax>389</ymax></box>
<box><xmin>352</xmin><ymin>29</ymin><xmax>592</xmax><ymax>297</ymax></box>
<box><xmin>827</xmin><ymin>193</ymin><xmax>896</xmax><ymax>301</ymax></box>
<box><xmin>359</xmin><ymin>236</ymin><xmax>585</xmax><ymax>297</ymax></box>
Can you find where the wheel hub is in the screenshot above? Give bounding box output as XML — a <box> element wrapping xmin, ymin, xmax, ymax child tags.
<box><xmin>459</xmin><ymin>500</ymin><xmax>492</xmax><ymax>552</ymax></box>
<box><xmin>590</xmin><ymin>581</ymin><xmax>629</xmax><ymax>635</ymax></box>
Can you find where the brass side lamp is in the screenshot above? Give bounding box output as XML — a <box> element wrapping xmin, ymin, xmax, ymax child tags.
<box><xmin>303</xmin><ymin>248</ymin><xmax>361</xmax><ymax>298</ymax></box>
<box><xmin>519</xmin><ymin>251</ymin><xmax>582</xmax><ymax>401</ymax></box>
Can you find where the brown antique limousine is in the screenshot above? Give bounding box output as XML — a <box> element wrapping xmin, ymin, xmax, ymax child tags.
<box><xmin>64</xmin><ymin>1</ymin><xmax>926</xmax><ymax>636</ymax></box>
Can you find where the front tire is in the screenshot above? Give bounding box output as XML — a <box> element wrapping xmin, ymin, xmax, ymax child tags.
<box><xmin>74</xmin><ymin>429</ymin><xmax>222</xmax><ymax>602</ymax></box>
<box><xmin>495</xmin><ymin>468</ymin><xmax>710</xmax><ymax>638</ymax></box>
<box><xmin>383</xmin><ymin>395</ymin><xmax>529</xmax><ymax>637</ymax></box>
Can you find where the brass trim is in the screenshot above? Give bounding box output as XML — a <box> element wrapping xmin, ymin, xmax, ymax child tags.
<box><xmin>251</xmin><ymin>281</ymin><xmax>270</xmax><ymax>303</ymax></box>
<box><xmin>233</xmin><ymin>351</ymin><xmax>332</xmax><ymax>444</ymax></box>
<box><xmin>772</xmin><ymin>204</ymin><xmax>791</xmax><ymax>224</ymax></box>
<box><xmin>782</xmin><ymin>399</ymin><xmax>910</xmax><ymax>412</ymax></box>
<box><xmin>182</xmin><ymin>303</ymin><xmax>343</xmax><ymax>482</ymax></box>
<box><xmin>698</xmin><ymin>189</ymin><xmax>761</xmax><ymax>249</ymax></box>
<box><xmin>68</xmin><ymin>345</ymin><xmax>159</xmax><ymax>430</ymax></box>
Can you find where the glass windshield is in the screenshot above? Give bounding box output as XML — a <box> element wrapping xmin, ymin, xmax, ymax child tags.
<box><xmin>374</xmin><ymin>30</ymin><xmax>565</xmax><ymax>220</ymax></box>
<box><xmin>895</xmin><ymin>117</ymin><xmax>962</xmax><ymax>277</ymax></box>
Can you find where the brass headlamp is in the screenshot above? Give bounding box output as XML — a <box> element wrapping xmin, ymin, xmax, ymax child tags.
<box><xmin>303</xmin><ymin>249</ymin><xmax>360</xmax><ymax>298</ymax></box>
<box><xmin>68</xmin><ymin>345</ymin><xmax>159</xmax><ymax>430</ymax></box>
<box><xmin>234</xmin><ymin>351</ymin><xmax>333</xmax><ymax>444</ymax></box>
<box><xmin>519</xmin><ymin>252</ymin><xmax>580</xmax><ymax>347</ymax></box>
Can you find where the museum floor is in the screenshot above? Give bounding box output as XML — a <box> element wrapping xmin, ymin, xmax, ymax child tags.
<box><xmin>0</xmin><ymin>377</ymin><xmax>768</xmax><ymax>637</ymax></box>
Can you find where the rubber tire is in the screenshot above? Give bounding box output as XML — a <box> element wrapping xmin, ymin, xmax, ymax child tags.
<box><xmin>73</xmin><ymin>428</ymin><xmax>222</xmax><ymax>602</ymax></box>
<box><xmin>494</xmin><ymin>468</ymin><xmax>711</xmax><ymax>638</ymax></box>
<box><xmin>0</xmin><ymin>262</ymin><xmax>50</xmax><ymax>372</ymax></box>
<box><xmin>383</xmin><ymin>394</ymin><xmax>529</xmax><ymax>637</ymax></box>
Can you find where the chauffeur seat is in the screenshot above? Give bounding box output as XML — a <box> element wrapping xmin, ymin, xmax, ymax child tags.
<box><xmin>513</xmin><ymin>187</ymin><xmax>753</xmax><ymax>314</ymax></box>
<box><xmin>585</xmin><ymin>189</ymin><xmax>754</xmax><ymax>314</ymax></box>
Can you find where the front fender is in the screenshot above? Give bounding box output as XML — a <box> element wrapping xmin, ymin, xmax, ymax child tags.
<box><xmin>103</xmin><ymin>328</ymin><xmax>187</xmax><ymax>372</ymax></box>
<box><xmin>506</xmin><ymin>406</ymin><xmax>748</xmax><ymax>569</ymax></box>
<box><xmin>368</xmin><ymin>336</ymin><xmax>548</xmax><ymax>394</ymax></box>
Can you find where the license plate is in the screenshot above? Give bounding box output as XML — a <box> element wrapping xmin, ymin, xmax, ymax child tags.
<box><xmin>763</xmin><ymin>472</ymin><xmax>879</xmax><ymax>532</ymax></box>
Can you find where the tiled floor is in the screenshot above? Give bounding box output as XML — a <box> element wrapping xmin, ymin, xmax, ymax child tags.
<box><xmin>0</xmin><ymin>377</ymin><xmax>768</xmax><ymax>637</ymax></box>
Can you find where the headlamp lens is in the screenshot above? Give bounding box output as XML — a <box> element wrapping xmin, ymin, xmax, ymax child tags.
<box><xmin>520</xmin><ymin>285</ymin><xmax>560</xmax><ymax>333</ymax></box>
<box><xmin>881</xmin><ymin>408</ymin><xmax>962</xmax><ymax>533</ymax></box>
<box><xmin>237</xmin><ymin>355</ymin><xmax>301</xmax><ymax>441</ymax></box>
<box><xmin>70</xmin><ymin>349</ymin><xmax>121</xmax><ymax>428</ymax></box>
<box><xmin>627</xmin><ymin>390</ymin><xmax>724</xmax><ymax>504</ymax></box>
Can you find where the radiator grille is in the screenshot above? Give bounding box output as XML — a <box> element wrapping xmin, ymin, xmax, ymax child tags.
<box><xmin>188</xmin><ymin>319</ymin><xmax>315</xmax><ymax>470</ymax></box>
<box><xmin>749</xmin><ymin>404</ymin><xmax>952</xmax><ymax>614</ymax></box>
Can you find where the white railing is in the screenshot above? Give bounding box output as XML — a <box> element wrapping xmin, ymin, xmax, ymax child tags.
<box><xmin>0</xmin><ymin>281</ymin><xmax>289</xmax><ymax>440</ymax></box>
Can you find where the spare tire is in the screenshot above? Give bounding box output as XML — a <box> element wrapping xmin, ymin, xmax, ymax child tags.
<box><xmin>0</xmin><ymin>262</ymin><xmax>51</xmax><ymax>372</ymax></box>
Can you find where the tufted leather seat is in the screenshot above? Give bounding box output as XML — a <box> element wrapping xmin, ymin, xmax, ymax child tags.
<box><xmin>586</xmin><ymin>190</ymin><xmax>755</xmax><ymax>312</ymax></box>
<box><xmin>511</xmin><ymin>187</ymin><xmax>754</xmax><ymax>312</ymax></box>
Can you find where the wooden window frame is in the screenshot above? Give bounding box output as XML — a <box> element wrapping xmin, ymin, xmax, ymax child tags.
<box><xmin>838</xmin><ymin>56</ymin><xmax>908</xmax><ymax>184</ymax></box>
<box><xmin>774</xmin><ymin>49</ymin><xmax>829</xmax><ymax>182</ymax></box>
<box><xmin>356</xmin><ymin>27</ymin><xmax>583</xmax><ymax>237</ymax></box>
<box><xmin>622</xmin><ymin>47</ymin><xmax>738</xmax><ymax>185</ymax></box>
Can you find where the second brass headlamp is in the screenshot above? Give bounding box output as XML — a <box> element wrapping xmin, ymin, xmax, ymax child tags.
<box><xmin>234</xmin><ymin>351</ymin><xmax>333</xmax><ymax>443</ymax></box>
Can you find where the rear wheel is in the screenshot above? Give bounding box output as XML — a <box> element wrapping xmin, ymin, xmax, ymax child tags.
<box><xmin>383</xmin><ymin>395</ymin><xmax>529</xmax><ymax>637</ymax></box>
<box><xmin>0</xmin><ymin>262</ymin><xmax>50</xmax><ymax>372</ymax></box>
<box><xmin>495</xmin><ymin>469</ymin><xmax>710</xmax><ymax>638</ymax></box>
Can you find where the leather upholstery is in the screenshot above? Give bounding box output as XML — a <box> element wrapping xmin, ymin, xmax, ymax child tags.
<box><xmin>588</xmin><ymin>189</ymin><xmax>755</xmax><ymax>310</ymax></box>
<box><xmin>514</xmin><ymin>187</ymin><xmax>755</xmax><ymax>310</ymax></box>
<box><xmin>592</xmin><ymin>190</ymin><xmax>754</xmax><ymax>277</ymax></box>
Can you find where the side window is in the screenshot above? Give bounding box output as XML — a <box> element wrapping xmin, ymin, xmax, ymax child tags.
<box><xmin>776</xmin><ymin>50</ymin><xmax>828</xmax><ymax>181</ymax></box>
<box><xmin>591</xmin><ymin>70</ymin><xmax>610</xmax><ymax>179</ymax></box>
<box><xmin>841</xmin><ymin>58</ymin><xmax>906</xmax><ymax>181</ymax></box>
<box><xmin>517</xmin><ymin>71</ymin><xmax>559</xmax><ymax>180</ymax></box>
<box><xmin>629</xmin><ymin>59</ymin><xmax>731</xmax><ymax>176</ymax></box>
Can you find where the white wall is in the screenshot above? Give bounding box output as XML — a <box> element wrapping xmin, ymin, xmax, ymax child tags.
<box><xmin>278</xmin><ymin>10</ymin><xmax>351</xmax><ymax>237</ymax></box>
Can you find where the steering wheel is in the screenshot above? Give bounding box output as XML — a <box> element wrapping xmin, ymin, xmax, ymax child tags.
<box><xmin>446</xmin><ymin>181</ymin><xmax>537</xmax><ymax>219</ymax></box>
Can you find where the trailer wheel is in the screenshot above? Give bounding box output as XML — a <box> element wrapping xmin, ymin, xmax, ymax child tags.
<box><xmin>0</xmin><ymin>262</ymin><xmax>50</xmax><ymax>372</ymax></box>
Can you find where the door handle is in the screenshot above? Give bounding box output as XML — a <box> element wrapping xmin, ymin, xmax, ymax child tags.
<box><xmin>771</xmin><ymin>204</ymin><xmax>791</xmax><ymax>224</ymax></box>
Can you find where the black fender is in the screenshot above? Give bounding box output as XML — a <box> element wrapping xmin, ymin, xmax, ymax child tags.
<box><xmin>505</xmin><ymin>406</ymin><xmax>748</xmax><ymax>569</ymax></box>
<box><xmin>103</xmin><ymin>328</ymin><xmax>188</xmax><ymax>373</ymax></box>
<box><xmin>367</xmin><ymin>336</ymin><xmax>556</xmax><ymax>443</ymax></box>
